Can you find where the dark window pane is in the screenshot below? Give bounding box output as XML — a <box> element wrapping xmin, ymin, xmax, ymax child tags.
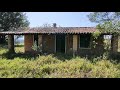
<box><xmin>80</xmin><ymin>34</ymin><xmax>91</xmax><ymax>48</ymax></box>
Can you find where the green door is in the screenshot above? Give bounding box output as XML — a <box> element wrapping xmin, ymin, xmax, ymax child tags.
<box><xmin>56</xmin><ymin>35</ymin><xmax>65</xmax><ymax>53</ymax></box>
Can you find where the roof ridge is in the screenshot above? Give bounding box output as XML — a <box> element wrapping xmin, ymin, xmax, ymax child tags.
<box><xmin>30</xmin><ymin>27</ymin><xmax>96</xmax><ymax>29</ymax></box>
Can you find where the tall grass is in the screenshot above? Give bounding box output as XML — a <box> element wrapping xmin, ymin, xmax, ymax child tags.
<box><xmin>0</xmin><ymin>54</ymin><xmax>120</xmax><ymax>78</ymax></box>
<box><xmin>0</xmin><ymin>45</ymin><xmax>120</xmax><ymax>78</ymax></box>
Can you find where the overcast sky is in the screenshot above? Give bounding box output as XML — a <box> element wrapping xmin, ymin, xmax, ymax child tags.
<box><xmin>26</xmin><ymin>12</ymin><xmax>97</xmax><ymax>27</ymax></box>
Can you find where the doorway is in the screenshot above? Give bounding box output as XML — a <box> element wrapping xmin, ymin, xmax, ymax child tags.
<box><xmin>56</xmin><ymin>34</ymin><xmax>65</xmax><ymax>53</ymax></box>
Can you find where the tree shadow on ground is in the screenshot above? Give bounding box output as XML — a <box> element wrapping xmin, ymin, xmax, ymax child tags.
<box><xmin>1</xmin><ymin>51</ymin><xmax>39</xmax><ymax>60</ymax></box>
<box><xmin>1</xmin><ymin>52</ymin><xmax>74</xmax><ymax>60</ymax></box>
<box><xmin>108</xmin><ymin>52</ymin><xmax>120</xmax><ymax>63</ymax></box>
<box><xmin>53</xmin><ymin>53</ymin><xmax>73</xmax><ymax>61</ymax></box>
<box><xmin>85</xmin><ymin>52</ymin><xmax>120</xmax><ymax>63</ymax></box>
<box><xmin>1</xmin><ymin>45</ymin><xmax>120</xmax><ymax>62</ymax></box>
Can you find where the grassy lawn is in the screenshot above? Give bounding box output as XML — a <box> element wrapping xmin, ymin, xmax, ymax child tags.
<box><xmin>0</xmin><ymin>44</ymin><xmax>120</xmax><ymax>78</ymax></box>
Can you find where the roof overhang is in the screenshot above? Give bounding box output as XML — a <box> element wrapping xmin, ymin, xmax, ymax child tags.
<box><xmin>0</xmin><ymin>27</ymin><xmax>98</xmax><ymax>35</ymax></box>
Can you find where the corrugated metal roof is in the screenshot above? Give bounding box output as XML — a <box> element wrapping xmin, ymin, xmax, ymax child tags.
<box><xmin>0</xmin><ymin>27</ymin><xmax>97</xmax><ymax>35</ymax></box>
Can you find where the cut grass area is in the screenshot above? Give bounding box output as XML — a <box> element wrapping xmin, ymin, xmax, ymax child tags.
<box><xmin>0</xmin><ymin>44</ymin><xmax>120</xmax><ymax>78</ymax></box>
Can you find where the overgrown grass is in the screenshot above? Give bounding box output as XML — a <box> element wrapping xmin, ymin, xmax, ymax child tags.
<box><xmin>0</xmin><ymin>44</ymin><xmax>120</xmax><ymax>78</ymax></box>
<box><xmin>0</xmin><ymin>55</ymin><xmax>120</xmax><ymax>78</ymax></box>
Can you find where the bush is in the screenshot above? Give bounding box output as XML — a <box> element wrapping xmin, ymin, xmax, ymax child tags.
<box><xmin>0</xmin><ymin>45</ymin><xmax>120</xmax><ymax>78</ymax></box>
<box><xmin>0</xmin><ymin>55</ymin><xmax>120</xmax><ymax>78</ymax></box>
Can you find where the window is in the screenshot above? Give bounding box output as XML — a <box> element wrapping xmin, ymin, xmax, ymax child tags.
<box><xmin>79</xmin><ymin>34</ymin><xmax>91</xmax><ymax>48</ymax></box>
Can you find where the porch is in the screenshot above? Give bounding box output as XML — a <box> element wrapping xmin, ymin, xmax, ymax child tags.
<box><xmin>3</xmin><ymin>33</ymin><xmax>119</xmax><ymax>56</ymax></box>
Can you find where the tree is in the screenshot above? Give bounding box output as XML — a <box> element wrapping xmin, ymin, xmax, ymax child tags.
<box><xmin>88</xmin><ymin>12</ymin><xmax>120</xmax><ymax>53</ymax></box>
<box><xmin>0</xmin><ymin>12</ymin><xmax>29</xmax><ymax>43</ymax></box>
<box><xmin>87</xmin><ymin>12</ymin><xmax>120</xmax><ymax>33</ymax></box>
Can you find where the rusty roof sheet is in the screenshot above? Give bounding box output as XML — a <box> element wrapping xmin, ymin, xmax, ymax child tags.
<box><xmin>0</xmin><ymin>27</ymin><xmax>97</xmax><ymax>35</ymax></box>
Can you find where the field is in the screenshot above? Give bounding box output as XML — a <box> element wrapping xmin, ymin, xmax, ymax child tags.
<box><xmin>0</xmin><ymin>44</ymin><xmax>120</xmax><ymax>78</ymax></box>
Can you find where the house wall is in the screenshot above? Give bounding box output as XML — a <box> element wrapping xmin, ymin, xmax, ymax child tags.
<box><xmin>65</xmin><ymin>34</ymin><xmax>93</xmax><ymax>56</ymax></box>
<box><xmin>111</xmin><ymin>34</ymin><xmax>118</xmax><ymax>53</ymax></box>
<box><xmin>24</xmin><ymin>35</ymin><xmax>34</xmax><ymax>52</ymax></box>
<box><xmin>38</xmin><ymin>35</ymin><xmax>42</xmax><ymax>51</ymax></box>
<box><xmin>24</xmin><ymin>34</ymin><xmax>104</xmax><ymax>56</ymax></box>
<box><xmin>42</xmin><ymin>34</ymin><xmax>55</xmax><ymax>53</ymax></box>
<box><xmin>73</xmin><ymin>35</ymin><xmax>77</xmax><ymax>52</ymax></box>
<box><xmin>66</xmin><ymin>34</ymin><xmax>102</xmax><ymax>56</ymax></box>
<box><xmin>77</xmin><ymin>34</ymin><xmax>104</xmax><ymax>56</ymax></box>
<box><xmin>92</xmin><ymin>35</ymin><xmax>104</xmax><ymax>55</ymax></box>
<box><xmin>66</xmin><ymin>34</ymin><xmax>73</xmax><ymax>55</ymax></box>
<box><xmin>77</xmin><ymin>34</ymin><xmax>93</xmax><ymax>56</ymax></box>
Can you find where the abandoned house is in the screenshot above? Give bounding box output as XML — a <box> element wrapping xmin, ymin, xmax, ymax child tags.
<box><xmin>0</xmin><ymin>23</ymin><xmax>119</xmax><ymax>56</ymax></box>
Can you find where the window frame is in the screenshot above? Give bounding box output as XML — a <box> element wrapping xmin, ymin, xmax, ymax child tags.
<box><xmin>79</xmin><ymin>34</ymin><xmax>91</xmax><ymax>49</ymax></box>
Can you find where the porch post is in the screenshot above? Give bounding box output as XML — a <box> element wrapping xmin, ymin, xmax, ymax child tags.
<box><xmin>38</xmin><ymin>35</ymin><xmax>42</xmax><ymax>52</ymax></box>
<box><xmin>8</xmin><ymin>35</ymin><xmax>15</xmax><ymax>53</ymax></box>
<box><xmin>54</xmin><ymin>35</ymin><xmax>56</xmax><ymax>53</ymax></box>
<box><xmin>24</xmin><ymin>35</ymin><xmax>34</xmax><ymax>53</ymax></box>
<box><xmin>111</xmin><ymin>34</ymin><xmax>118</xmax><ymax>53</ymax></box>
<box><xmin>73</xmin><ymin>35</ymin><xmax>77</xmax><ymax>56</ymax></box>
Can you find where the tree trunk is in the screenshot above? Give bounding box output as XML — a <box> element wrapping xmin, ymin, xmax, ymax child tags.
<box><xmin>8</xmin><ymin>35</ymin><xmax>15</xmax><ymax>53</ymax></box>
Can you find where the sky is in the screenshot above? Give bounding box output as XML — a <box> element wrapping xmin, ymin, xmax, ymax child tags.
<box><xmin>26</xmin><ymin>12</ymin><xmax>97</xmax><ymax>27</ymax></box>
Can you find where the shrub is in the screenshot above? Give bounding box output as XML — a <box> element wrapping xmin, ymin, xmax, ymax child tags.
<box><xmin>0</xmin><ymin>44</ymin><xmax>120</xmax><ymax>78</ymax></box>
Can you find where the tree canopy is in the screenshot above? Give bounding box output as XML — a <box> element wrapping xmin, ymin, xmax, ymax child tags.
<box><xmin>0</xmin><ymin>12</ymin><xmax>29</xmax><ymax>31</ymax></box>
<box><xmin>0</xmin><ymin>12</ymin><xmax>29</xmax><ymax>43</ymax></box>
<box><xmin>88</xmin><ymin>12</ymin><xmax>120</xmax><ymax>33</ymax></box>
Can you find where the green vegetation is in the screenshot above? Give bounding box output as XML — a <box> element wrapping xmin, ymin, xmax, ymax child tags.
<box><xmin>0</xmin><ymin>44</ymin><xmax>120</xmax><ymax>78</ymax></box>
<box><xmin>0</xmin><ymin>12</ymin><xmax>29</xmax><ymax>44</ymax></box>
<box><xmin>88</xmin><ymin>12</ymin><xmax>120</xmax><ymax>34</ymax></box>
